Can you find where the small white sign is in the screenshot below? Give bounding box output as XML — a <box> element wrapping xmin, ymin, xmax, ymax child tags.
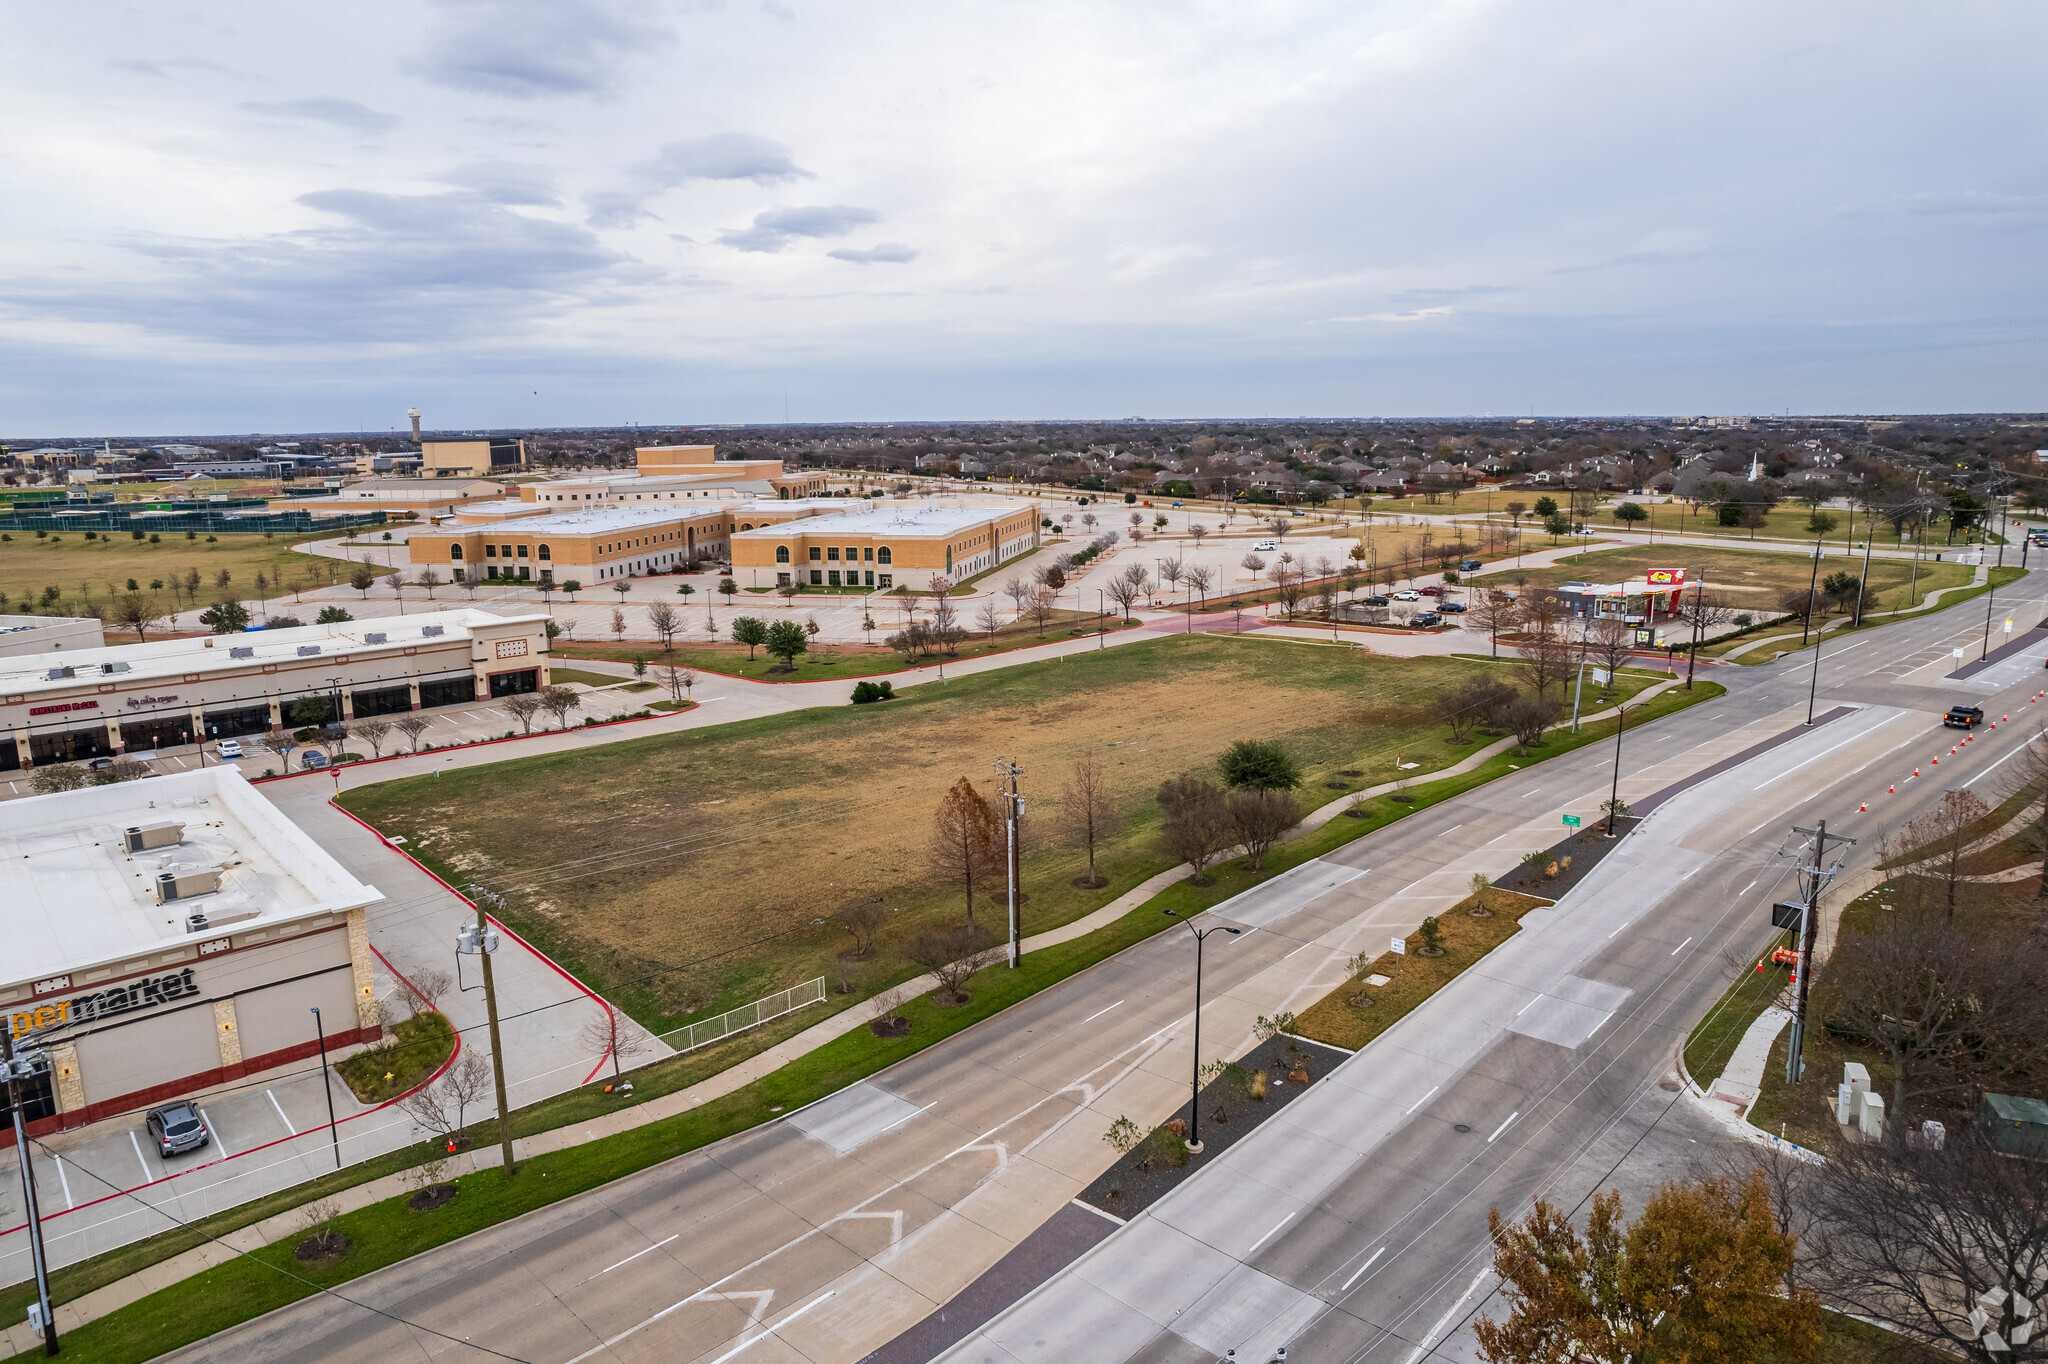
<box><xmin>1390</xmin><ymin>936</ymin><xmax>1406</xmax><ymax>955</ymax></box>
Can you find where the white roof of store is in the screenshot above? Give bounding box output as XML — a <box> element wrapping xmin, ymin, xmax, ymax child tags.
<box><xmin>730</xmin><ymin>502</ymin><xmax>1029</xmax><ymax>539</ymax></box>
<box><xmin>0</xmin><ymin>766</ymin><xmax>381</xmax><ymax>987</ymax></box>
<box><xmin>0</xmin><ymin>608</ymin><xmax>545</xmax><ymax>699</ymax></box>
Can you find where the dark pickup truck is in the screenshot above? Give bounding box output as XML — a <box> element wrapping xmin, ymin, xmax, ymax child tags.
<box><xmin>1944</xmin><ymin>704</ymin><xmax>1985</xmax><ymax>729</ymax></box>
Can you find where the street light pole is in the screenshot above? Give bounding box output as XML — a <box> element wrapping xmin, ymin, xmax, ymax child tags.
<box><xmin>1164</xmin><ymin>909</ymin><xmax>1238</xmax><ymax>1154</ymax></box>
<box><xmin>475</xmin><ymin>902</ymin><xmax>516</xmax><ymax>1173</ymax></box>
<box><xmin>1606</xmin><ymin>701</ymin><xmax>1630</xmax><ymax>837</ymax></box>
<box><xmin>994</xmin><ymin>759</ymin><xmax>1025</xmax><ymax>968</ymax></box>
<box><xmin>3</xmin><ymin>1029</ymin><xmax>59</xmax><ymax>1356</ymax></box>
<box><xmin>310</xmin><ymin>1007</ymin><xmax>341</xmax><ymax>1169</ymax></box>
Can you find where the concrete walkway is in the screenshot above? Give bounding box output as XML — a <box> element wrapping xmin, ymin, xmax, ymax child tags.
<box><xmin>1703</xmin><ymin>1005</ymin><xmax>1791</xmax><ymax>1113</ymax></box>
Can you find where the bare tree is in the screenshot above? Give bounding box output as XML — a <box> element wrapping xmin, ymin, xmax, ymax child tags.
<box><xmin>416</xmin><ymin>567</ymin><xmax>442</xmax><ymax>598</ymax></box>
<box><xmin>353</xmin><ymin>718</ymin><xmax>392</xmax><ymax>757</ymax></box>
<box><xmin>930</xmin><ymin>776</ymin><xmax>1003</xmax><ymax>926</ymax></box>
<box><xmin>1241</xmin><ymin>552</ymin><xmax>1267</xmax><ymax>582</ymax></box>
<box><xmin>1105</xmin><ymin>566</ymin><xmax>1145</xmax><ymax>621</ymax></box>
<box><xmin>974</xmin><ymin>599</ymin><xmax>1002</xmax><ymax>642</ymax></box>
<box><xmin>579</xmin><ymin>1005</ymin><xmax>652</xmax><ymax>1081</ymax></box>
<box><xmin>1226</xmin><ymin>787</ymin><xmax>1298</xmax><ymax>871</ymax></box>
<box><xmin>837</xmin><ymin>902</ymin><xmax>887</xmax><ymax>959</ymax></box>
<box><xmin>1505</xmin><ymin>693</ymin><xmax>1559</xmax><ymax>752</ymax></box>
<box><xmin>392</xmin><ymin>714</ymin><xmax>431</xmax><ymax>753</ymax></box>
<box><xmin>903</xmin><ymin>923</ymin><xmax>1001</xmax><ymax>1005</ymax></box>
<box><xmin>1810</xmin><ymin>1138</ymin><xmax>2048</xmax><ymax>1362</ymax></box>
<box><xmin>399</xmin><ymin>1046</ymin><xmax>493</xmax><ymax>1149</ymax></box>
<box><xmin>1899</xmin><ymin>788</ymin><xmax>1991</xmax><ymax>918</ymax></box>
<box><xmin>646</xmin><ymin>601</ymin><xmax>681</xmax><ymax>650</ymax></box>
<box><xmin>404</xmin><ymin>966</ymin><xmax>452</xmax><ymax>1015</ymax></box>
<box><xmin>1159</xmin><ymin>558</ymin><xmax>1185</xmax><ymax>599</ymax></box>
<box><xmin>1025</xmin><ymin>585</ymin><xmax>1059</xmax><ymax>637</ymax></box>
<box><xmin>1188</xmin><ymin>523</ymin><xmax>1208</xmax><ymax>550</ymax></box>
<box><xmin>109</xmin><ymin>592</ymin><xmax>162</xmax><ymax>641</ymax></box>
<box><xmin>1004</xmin><ymin>576</ymin><xmax>1030</xmax><ymax>619</ymax></box>
<box><xmin>1273</xmin><ymin>567</ymin><xmax>1307</xmax><ymax>620</ymax></box>
<box><xmin>538</xmin><ymin>683</ymin><xmax>583</xmax><ymax>731</ymax></box>
<box><xmin>1184</xmin><ymin>563</ymin><xmax>1214</xmax><ymax>610</ymax></box>
<box><xmin>609</xmin><ymin>607</ymin><xmax>628</xmax><ymax>644</ymax></box>
<box><xmin>504</xmin><ymin>694</ymin><xmax>546</xmax><ymax>734</ymax></box>
<box><xmin>1061</xmin><ymin>754</ymin><xmax>1119</xmax><ymax>888</ymax></box>
<box><xmin>1583</xmin><ymin>615</ymin><xmax>1634</xmax><ymax>694</ymax></box>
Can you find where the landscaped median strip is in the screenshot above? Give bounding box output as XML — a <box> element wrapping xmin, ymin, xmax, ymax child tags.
<box><xmin>0</xmin><ymin>675</ymin><xmax>1722</xmax><ymax>1364</ymax></box>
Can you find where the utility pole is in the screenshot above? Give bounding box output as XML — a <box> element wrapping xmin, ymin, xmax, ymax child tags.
<box><xmin>310</xmin><ymin>1007</ymin><xmax>341</xmax><ymax>1169</ymax></box>
<box><xmin>1851</xmin><ymin>518</ymin><xmax>1874</xmax><ymax>628</ymax></box>
<box><xmin>1799</xmin><ymin>537</ymin><xmax>1824</xmax><ymax>648</ymax></box>
<box><xmin>458</xmin><ymin>907</ymin><xmax>516</xmax><ymax>1173</ymax></box>
<box><xmin>1780</xmin><ymin>821</ymin><xmax>1856</xmax><ymax>1085</ymax></box>
<box><xmin>1981</xmin><ymin>571</ymin><xmax>2000</xmax><ymax>663</ymax></box>
<box><xmin>2</xmin><ymin>1028</ymin><xmax>59</xmax><ymax>1355</ymax></box>
<box><xmin>1605</xmin><ymin>701</ymin><xmax>1630</xmax><ymax>837</ymax></box>
<box><xmin>993</xmin><ymin>759</ymin><xmax>1025</xmax><ymax>967</ymax></box>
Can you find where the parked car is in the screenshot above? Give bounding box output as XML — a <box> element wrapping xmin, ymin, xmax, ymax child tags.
<box><xmin>1437</xmin><ymin>601</ymin><xmax>1468</xmax><ymax>613</ymax></box>
<box><xmin>1459</xmin><ymin>559</ymin><xmax>1483</xmax><ymax>571</ymax></box>
<box><xmin>216</xmin><ymin>739</ymin><xmax>243</xmax><ymax>760</ymax></box>
<box><xmin>1413</xmin><ymin>612</ymin><xmax>1444</xmax><ymax>627</ymax></box>
<box><xmin>1944</xmin><ymin>704</ymin><xmax>1985</xmax><ymax>730</ymax></box>
<box><xmin>1419</xmin><ymin>585</ymin><xmax>1441</xmax><ymax>596</ymax></box>
<box><xmin>1253</xmin><ymin>540</ymin><xmax>1278</xmax><ymax>551</ymax></box>
<box><xmin>1392</xmin><ymin>589</ymin><xmax>1422</xmax><ymax>602</ymax></box>
<box><xmin>299</xmin><ymin>750</ymin><xmax>330</xmax><ymax>770</ymax></box>
<box><xmin>1362</xmin><ymin>595</ymin><xmax>1391</xmax><ymax>607</ymax></box>
<box><xmin>86</xmin><ymin>757</ymin><xmax>115</xmax><ymax>773</ymax></box>
<box><xmin>144</xmin><ymin>1101</ymin><xmax>209</xmax><ymax>1157</ymax></box>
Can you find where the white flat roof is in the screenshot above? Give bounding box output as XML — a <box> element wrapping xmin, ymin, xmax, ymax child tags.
<box><xmin>0</xmin><ymin>767</ymin><xmax>382</xmax><ymax>987</ymax></box>
<box><xmin>730</xmin><ymin>503</ymin><xmax>1031</xmax><ymax>539</ymax></box>
<box><xmin>0</xmin><ymin>607</ymin><xmax>546</xmax><ymax>699</ymax></box>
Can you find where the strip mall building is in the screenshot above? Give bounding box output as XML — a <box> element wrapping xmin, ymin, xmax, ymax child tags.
<box><xmin>1</xmin><ymin>768</ymin><xmax>382</xmax><ymax>1136</ymax></box>
<box><xmin>0</xmin><ymin>608</ymin><xmax>550</xmax><ymax>770</ymax></box>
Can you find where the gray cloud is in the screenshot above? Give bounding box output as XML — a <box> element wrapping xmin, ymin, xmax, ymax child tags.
<box><xmin>828</xmin><ymin>243</ymin><xmax>919</xmax><ymax>265</ymax></box>
<box><xmin>718</xmin><ymin>204</ymin><xmax>880</xmax><ymax>253</ymax></box>
<box><xmin>409</xmin><ymin>0</ymin><xmax>673</xmax><ymax>100</ymax></box>
<box><xmin>634</xmin><ymin>134</ymin><xmax>809</xmax><ymax>188</ymax></box>
<box><xmin>433</xmin><ymin>161</ymin><xmax>561</xmax><ymax>206</ymax></box>
<box><xmin>584</xmin><ymin>191</ymin><xmax>654</xmax><ymax>230</ymax></box>
<box><xmin>240</xmin><ymin>98</ymin><xmax>399</xmax><ymax>135</ymax></box>
<box><xmin>0</xmin><ymin>189</ymin><xmax>645</xmax><ymax>345</ymax></box>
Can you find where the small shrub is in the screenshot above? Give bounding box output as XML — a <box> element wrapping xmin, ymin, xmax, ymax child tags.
<box><xmin>1415</xmin><ymin>915</ymin><xmax>1444</xmax><ymax>956</ymax></box>
<box><xmin>851</xmin><ymin>679</ymin><xmax>896</xmax><ymax>704</ymax></box>
<box><xmin>1104</xmin><ymin>1114</ymin><xmax>1141</xmax><ymax>1156</ymax></box>
<box><xmin>1733</xmin><ymin>613</ymin><xmax>1752</xmax><ymax>626</ymax></box>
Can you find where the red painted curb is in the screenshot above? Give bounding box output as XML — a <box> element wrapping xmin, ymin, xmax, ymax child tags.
<box><xmin>249</xmin><ymin>708</ymin><xmax>676</xmax><ymax>784</ymax></box>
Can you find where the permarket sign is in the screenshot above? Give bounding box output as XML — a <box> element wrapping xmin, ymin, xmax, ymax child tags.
<box><xmin>10</xmin><ymin>967</ymin><xmax>200</xmax><ymax>1038</ymax></box>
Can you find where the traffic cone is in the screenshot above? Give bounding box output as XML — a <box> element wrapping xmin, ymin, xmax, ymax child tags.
<box><xmin>1932</xmin><ymin>757</ymin><xmax>1939</xmax><ymax>764</ymax></box>
<box><xmin>1858</xmin><ymin>803</ymin><xmax>1868</xmax><ymax>811</ymax></box>
<box><xmin>1888</xmin><ymin>785</ymin><xmax>1895</xmax><ymax>793</ymax></box>
<box><xmin>1913</xmin><ymin>768</ymin><xmax>1921</xmax><ymax>777</ymax></box>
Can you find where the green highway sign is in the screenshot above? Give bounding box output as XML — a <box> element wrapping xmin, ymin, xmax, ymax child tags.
<box><xmin>1562</xmin><ymin>814</ymin><xmax>1582</xmax><ymax>827</ymax></box>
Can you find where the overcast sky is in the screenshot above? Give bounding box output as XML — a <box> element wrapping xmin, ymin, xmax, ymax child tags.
<box><xmin>5</xmin><ymin>1</ymin><xmax>2044</xmax><ymax>434</ymax></box>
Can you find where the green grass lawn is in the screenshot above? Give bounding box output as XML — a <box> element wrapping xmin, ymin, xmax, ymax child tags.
<box><xmin>1</xmin><ymin>668</ymin><xmax>1722</xmax><ymax>1362</ymax></box>
<box><xmin>545</xmin><ymin>665</ymin><xmax>629</xmax><ymax>688</ymax></box>
<box><xmin>0</xmin><ymin>532</ymin><xmax>345</xmax><ymax>624</ymax></box>
<box><xmin>335</xmin><ymin>1012</ymin><xmax>456</xmax><ymax>1104</ymax></box>
<box><xmin>1702</xmin><ymin>564</ymin><xmax>2025</xmax><ymax>663</ymax></box>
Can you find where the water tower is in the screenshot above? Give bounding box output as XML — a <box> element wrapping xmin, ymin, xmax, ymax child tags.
<box><xmin>407</xmin><ymin>407</ymin><xmax>422</xmax><ymax>442</ymax></box>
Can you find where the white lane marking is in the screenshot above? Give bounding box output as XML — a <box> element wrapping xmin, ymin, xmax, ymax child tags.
<box><xmin>1670</xmin><ymin>936</ymin><xmax>1693</xmax><ymax>956</ymax></box>
<box><xmin>1404</xmin><ymin>1084</ymin><xmax>1439</xmax><ymax>1115</ymax></box>
<box><xmin>1436</xmin><ymin>823</ymin><xmax>1463</xmax><ymax>837</ymax></box>
<box><xmin>267</xmin><ymin>1090</ymin><xmax>297</xmax><ymax>1136</ymax></box>
<box><xmin>52</xmin><ymin>1155</ymin><xmax>72</xmax><ymax>1209</ymax></box>
<box><xmin>129</xmin><ymin>1130</ymin><xmax>151</xmax><ymax>1183</ymax></box>
<box><xmin>198</xmin><ymin>1107</ymin><xmax>229</xmax><ymax>1157</ymax></box>
<box><xmin>1082</xmin><ymin>1000</ymin><xmax>1124</xmax><ymax>1023</ymax></box>
<box><xmin>1966</xmin><ymin>741</ymin><xmax>2032</xmax><ymax>788</ymax></box>
<box><xmin>1519</xmin><ymin>788</ymin><xmax>1541</xmax><ymax>797</ymax></box>
<box><xmin>1608</xmin><ymin>920</ymin><xmax>1632</xmax><ymax>939</ymax></box>
<box><xmin>1283</xmin><ymin>942</ymin><xmax>1314</xmax><ymax>959</ymax></box>
<box><xmin>701</xmin><ymin>1291</ymin><xmax>837</xmax><ymax>1364</ymax></box>
<box><xmin>1513</xmin><ymin>996</ymin><xmax>1538</xmax><ymax>1018</ymax></box>
<box><xmin>604</xmin><ymin>1234</ymin><xmax>680</xmax><ymax>1274</ymax></box>
<box><xmin>1487</xmin><ymin>1111</ymin><xmax>1520</xmax><ymax>1143</ymax></box>
<box><xmin>1405</xmin><ymin>1267</ymin><xmax>1493</xmax><ymax>1364</ymax></box>
<box><xmin>1247</xmin><ymin>1211</ymin><xmax>1294</xmax><ymax>1256</ymax></box>
<box><xmin>1751</xmin><ymin>715</ymin><xmax>1904</xmax><ymax>790</ymax></box>
<box><xmin>1739</xmin><ymin>879</ymin><xmax>1758</xmax><ymax>895</ymax></box>
<box><xmin>1680</xmin><ymin>868</ymin><xmax>1698</xmax><ymax>879</ymax></box>
<box><xmin>1343</xmin><ymin>1246</ymin><xmax>1386</xmax><ymax>1292</ymax></box>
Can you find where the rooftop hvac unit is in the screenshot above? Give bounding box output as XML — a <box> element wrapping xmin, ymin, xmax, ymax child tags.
<box><xmin>297</xmin><ymin>645</ymin><xmax>321</xmax><ymax>656</ymax></box>
<box><xmin>123</xmin><ymin>820</ymin><xmax>185</xmax><ymax>853</ymax></box>
<box><xmin>184</xmin><ymin>903</ymin><xmax>260</xmax><ymax>933</ymax></box>
<box><xmin>229</xmin><ymin>646</ymin><xmax>254</xmax><ymax>659</ymax></box>
<box><xmin>155</xmin><ymin>866</ymin><xmax>224</xmax><ymax>904</ymax></box>
<box><xmin>364</xmin><ymin>632</ymin><xmax>387</xmax><ymax>644</ymax></box>
<box><xmin>422</xmin><ymin>625</ymin><xmax>445</xmax><ymax>637</ymax></box>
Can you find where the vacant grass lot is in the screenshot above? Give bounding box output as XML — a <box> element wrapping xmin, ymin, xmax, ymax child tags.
<box><xmin>1489</xmin><ymin>544</ymin><xmax>1973</xmax><ymax>621</ymax></box>
<box><xmin>342</xmin><ymin>635</ymin><xmax>1671</xmax><ymax>1031</ymax></box>
<box><xmin>0</xmin><ymin>532</ymin><xmax>342</xmax><ymax>624</ymax></box>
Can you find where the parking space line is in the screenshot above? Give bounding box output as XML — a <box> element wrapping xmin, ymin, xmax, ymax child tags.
<box><xmin>52</xmin><ymin>1154</ymin><xmax>72</xmax><ymax>1209</ymax></box>
<box><xmin>1487</xmin><ymin>1111</ymin><xmax>1520</xmax><ymax>1143</ymax></box>
<box><xmin>129</xmin><ymin>1130</ymin><xmax>151</xmax><ymax>1183</ymax></box>
<box><xmin>199</xmin><ymin>1107</ymin><xmax>229</xmax><ymax>1157</ymax></box>
<box><xmin>267</xmin><ymin>1090</ymin><xmax>297</xmax><ymax>1135</ymax></box>
<box><xmin>1343</xmin><ymin>1246</ymin><xmax>1385</xmax><ymax>1291</ymax></box>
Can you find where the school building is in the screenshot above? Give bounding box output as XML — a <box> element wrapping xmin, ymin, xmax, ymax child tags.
<box><xmin>730</xmin><ymin>503</ymin><xmax>1042</xmax><ymax>589</ymax></box>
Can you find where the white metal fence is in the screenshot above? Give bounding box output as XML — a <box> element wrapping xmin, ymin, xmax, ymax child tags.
<box><xmin>656</xmin><ymin>977</ymin><xmax>827</xmax><ymax>1054</ymax></box>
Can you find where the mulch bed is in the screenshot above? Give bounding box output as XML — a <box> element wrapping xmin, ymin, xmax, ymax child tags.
<box><xmin>869</xmin><ymin>1015</ymin><xmax>912</xmax><ymax>1038</ymax></box>
<box><xmin>1493</xmin><ymin>816</ymin><xmax>1642</xmax><ymax>898</ymax></box>
<box><xmin>295</xmin><ymin>1232</ymin><xmax>351</xmax><ymax>1264</ymax></box>
<box><xmin>407</xmin><ymin>1185</ymin><xmax>458</xmax><ymax>1212</ymax></box>
<box><xmin>1075</xmin><ymin>1034</ymin><xmax>1350</xmax><ymax>1221</ymax></box>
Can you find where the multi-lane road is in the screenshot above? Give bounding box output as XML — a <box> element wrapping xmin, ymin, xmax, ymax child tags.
<box><xmin>165</xmin><ymin>568</ymin><xmax>2048</xmax><ymax>1364</ymax></box>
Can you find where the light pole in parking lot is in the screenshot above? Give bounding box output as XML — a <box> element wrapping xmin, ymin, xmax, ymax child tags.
<box><xmin>310</xmin><ymin>1007</ymin><xmax>341</xmax><ymax>1169</ymax></box>
<box><xmin>1163</xmin><ymin>909</ymin><xmax>1239</xmax><ymax>1154</ymax></box>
